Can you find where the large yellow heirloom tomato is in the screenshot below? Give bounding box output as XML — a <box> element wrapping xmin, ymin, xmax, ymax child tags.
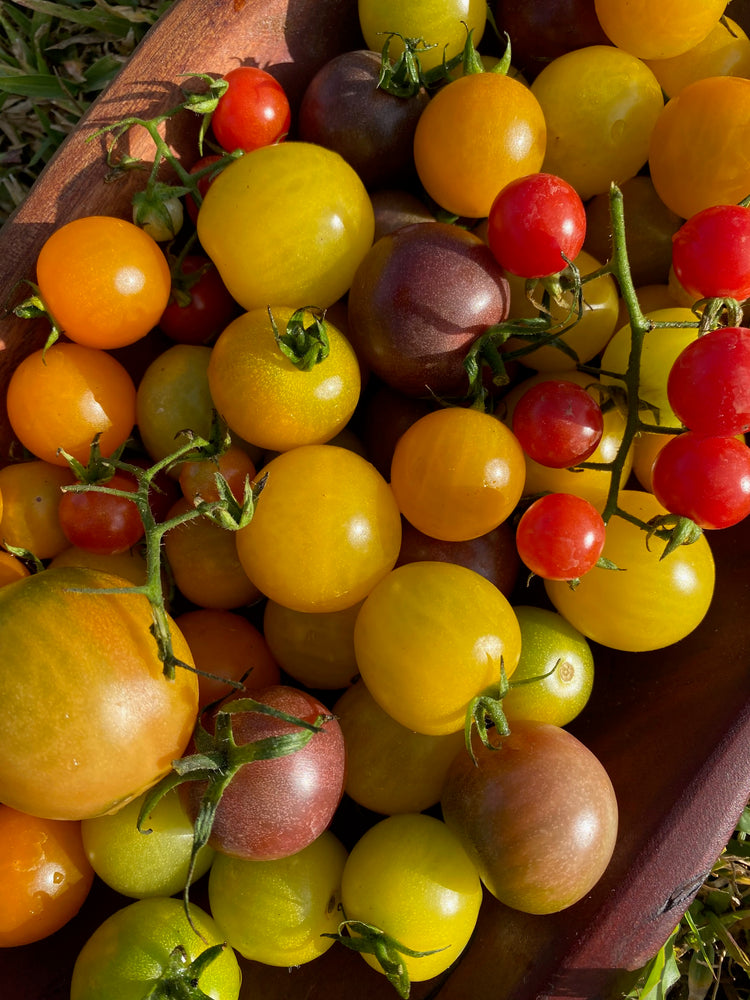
<box><xmin>0</xmin><ymin>567</ymin><xmax>198</xmax><ymax>820</ymax></box>
<box><xmin>197</xmin><ymin>142</ymin><xmax>374</xmax><ymax>311</ymax></box>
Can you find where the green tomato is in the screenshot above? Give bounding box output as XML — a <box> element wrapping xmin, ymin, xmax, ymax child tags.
<box><xmin>501</xmin><ymin>606</ymin><xmax>594</xmax><ymax>728</ymax></box>
<box><xmin>70</xmin><ymin>897</ymin><xmax>242</xmax><ymax>1000</ymax></box>
<box><xmin>208</xmin><ymin>830</ymin><xmax>347</xmax><ymax>966</ymax></box>
<box><xmin>81</xmin><ymin>788</ymin><xmax>215</xmax><ymax>899</ymax></box>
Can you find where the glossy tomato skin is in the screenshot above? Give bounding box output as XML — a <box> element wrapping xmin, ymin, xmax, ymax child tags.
<box><xmin>180</xmin><ymin>685</ymin><xmax>346</xmax><ymax>860</ymax></box>
<box><xmin>667</xmin><ymin>327</ymin><xmax>750</xmax><ymax>436</ymax></box>
<box><xmin>158</xmin><ymin>255</ymin><xmax>240</xmax><ymax>345</ymax></box>
<box><xmin>58</xmin><ymin>472</ymin><xmax>144</xmax><ymax>556</ymax></box>
<box><xmin>210</xmin><ymin>65</ymin><xmax>291</xmax><ymax>153</ymax></box>
<box><xmin>0</xmin><ymin>566</ymin><xmax>198</xmax><ymax>820</ymax></box>
<box><xmin>298</xmin><ymin>49</ymin><xmax>430</xmax><ymax>189</ymax></box>
<box><xmin>516</xmin><ymin>492</ymin><xmax>606</xmax><ymax>581</ymax></box>
<box><xmin>594</xmin><ymin>0</ymin><xmax>727</xmax><ymax>60</ymax></box>
<box><xmin>441</xmin><ymin>720</ymin><xmax>618</xmax><ymax>913</ymax></box>
<box><xmin>671</xmin><ymin>206</ymin><xmax>750</xmax><ymax>302</ymax></box>
<box><xmin>0</xmin><ymin>459</ymin><xmax>74</xmax><ymax>559</ymax></box>
<box><xmin>347</xmin><ymin>222</ymin><xmax>511</xmax><ymax>397</ymax></box>
<box><xmin>70</xmin><ymin>897</ymin><xmax>242</xmax><ymax>1000</ymax></box>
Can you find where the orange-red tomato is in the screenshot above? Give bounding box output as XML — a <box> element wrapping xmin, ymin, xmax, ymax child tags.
<box><xmin>0</xmin><ymin>460</ymin><xmax>75</xmax><ymax>559</ymax></box>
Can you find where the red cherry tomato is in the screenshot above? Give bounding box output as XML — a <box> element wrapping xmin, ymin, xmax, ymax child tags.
<box><xmin>158</xmin><ymin>255</ymin><xmax>240</xmax><ymax>345</ymax></box>
<box><xmin>210</xmin><ymin>66</ymin><xmax>291</xmax><ymax>153</ymax></box>
<box><xmin>516</xmin><ymin>492</ymin><xmax>606</xmax><ymax>581</ymax></box>
<box><xmin>58</xmin><ymin>472</ymin><xmax>145</xmax><ymax>556</ymax></box>
<box><xmin>671</xmin><ymin>205</ymin><xmax>750</xmax><ymax>302</ymax></box>
<box><xmin>667</xmin><ymin>327</ymin><xmax>750</xmax><ymax>436</ymax></box>
<box><xmin>511</xmin><ymin>378</ymin><xmax>604</xmax><ymax>468</ymax></box>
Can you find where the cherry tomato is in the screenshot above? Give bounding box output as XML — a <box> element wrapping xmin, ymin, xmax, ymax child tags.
<box><xmin>210</xmin><ymin>66</ymin><xmax>291</xmax><ymax>153</ymax></box>
<box><xmin>208</xmin><ymin>830</ymin><xmax>347</xmax><ymax>966</ymax></box>
<box><xmin>545</xmin><ymin>489</ymin><xmax>715</xmax><ymax>651</ymax></box>
<box><xmin>494</xmin><ymin>0</ymin><xmax>610</xmax><ymax>79</ymax></box>
<box><xmin>0</xmin><ymin>460</ymin><xmax>74</xmax><ymax>559</ymax></box>
<box><xmin>6</xmin><ymin>342</ymin><xmax>137</xmax><ymax>467</ymax></box>
<box><xmin>0</xmin><ymin>805</ymin><xmax>94</xmax><ymax>947</ymax></box>
<box><xmin>512</xmin><ymin>378</ymin><xmax>604</xmax><ymax>468</ymax></box>
<box><xmin>0</xmin><ymin>565</ymin><xmax>198</xmax><ymax>819</ymax></box>
<box><xmin>530</xmin><ymin>46</ymin><xmax>664</xmax><ymax>201</ymax></box>
<box><xmin>36</xmin><ymin>215</ymin><xmax>171</xmax><ymax>349</ymax></box>
<box><xmin>516</xmin><ymin>492</ymin><xmax>606</xmax><ymax>581</ymax></box>
<box><xmin>197</xmin><ymin>142</ymin><xmax>374</xmax><ymax>311</ymax></box>
<box><xmin>58</xmin><ymin>471</ymin><xmax>144</xmax><ymax>556</ymax></box>
<box><xmin>354</xmin><ymin>560</ymin><xmax>522</xmax><ymax>735</ymax></box>
<box><xmin>0</xmin><ymin>550</ymin><xmax>30</xmax><ymax>588</ymax></box>
<box><xmin>262</xmin><ymin>598</ymin><xmax>361</xmax><ymax>690</ymax></box>
<box><xmin>644</xmin><ymin>16</ymin><xmax>750</xmax><ymax>97</ymax></box>
<box><xmin>178</xmin><ymin>441</ymin><xmax>256</xmax><ymax>506</ymax></box>
<box><xmin>594</xmin><ymin>0</ymin><xmax>727</xmax><ymax>60</ymax></box>
<box><xmin>70</xmin><ymin>897</ymin><xmax>242</xmax><ymax>1000</ymax></box>
<box><xmin>413</xmin><ymin>71</ymin><xmax>547</xmax><ymax>218</ymax></box>
<box><xmin>667</xmin><ymin>326</ymin><xmax>750</xmax><ymax>436</ymax></box>
<box><xmin>158</xmin><ymin>255</ymin><xmax>240</xmax><ymax>346</ymax></box>
<box><xmin>671</xmin><ymin>206</ymin><xmax>750</xmax><ymax>302</ymax></box>
<box><xmin>441</xmin><ymin>720</ymin><xmax>618</xmax><ymax>913</ymax></box>
<box><xmin>340</xmin><ymin>812</ymin><xmax>483</xmax><ymax>983</ymax></box>
<box><xmin>235</xmin><ymin>445</ymin><xmax>402</xmax><ymax>613</ymax></box>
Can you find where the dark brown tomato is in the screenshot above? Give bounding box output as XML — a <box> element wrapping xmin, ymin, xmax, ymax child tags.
<box><xmin>298</xmin><ymin>49</ymin><xmax>430</xmax><ymax>189</ymax></box>
<box><xmin>347</xmin><ymin>222</ymin><xmax>511</xmax><ymax>398</ymax></box>
<box><xmin>495</xmin><ymin>0</ymin><xmax>610</xmax><ymax>80</ymax></box>
<box><xmin>357</xmin><ymin>377</ymin><xmax>436</xmax><ymax>478</ymax></box>
<box><xmin>396</xmin><ymin>518</ymin><xmax>521</xmax><ymax>599</ymax></box>
<box><xmin>370</xmin><ymin>188</ymin><xmax>436</xmax><ymax>242</ymax></box>
<box><xmin>441</xmin><ymin>720</ymin><xmax>619</xmax><ymax>914</ymax></box>
<box><xmin>180</xmin><ymin>685</ymin><xmax>346</xmax><ymax>860</ymax></box>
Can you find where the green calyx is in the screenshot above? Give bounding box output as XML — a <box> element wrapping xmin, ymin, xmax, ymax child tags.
<box><xmin>142</xmin><ymin>943</ymin><xmax>228</xmax><ymax>1000</ymax></box>
<box><xmin>269</xmin><ymin>305</ymin><xmax>330</xmax><ymax>370</ymax></box>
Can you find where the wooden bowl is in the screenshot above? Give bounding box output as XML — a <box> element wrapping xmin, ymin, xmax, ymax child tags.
<box><xmin>2</xmin><ymin>1</ymin><xmax>750</xmax><ymax>997</ymax></box>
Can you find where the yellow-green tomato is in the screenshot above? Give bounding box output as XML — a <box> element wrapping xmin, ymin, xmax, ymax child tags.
<box><xmin>208</xmin><ymin>830</ymin><xmax>347</xmax><ymax>967</ymax></box>
<box><xmin>81</xmin><ymin>788</ymin><xmax>215</xmax><ymax>899</ymax></box>
<box><xmin>502</xmin><ymin>606</ymin><xmax>594</xmax><ymax>727</ymax></box>
<box><xmin>545</xmin><ymin>490</ymin><xmax>715</xmax><ymax>652</ymax></box>
<box><xmin>207</xmin><ymin>306</ymin><xmax>361</xmax><ymax>452</ymax></box>
<box><xmin>354</xmin><ymin>560</ymin><xmax>522</xmax><ymax>735</ymax></box>
<box><xmin>197</xmin><ymin>142</ymin><xmax>374</xmax><ymax>311</ymax></box>
<box><xmin>340</xmin><ymin>813</ymin><xmax>483</xmax><ymax>983</ymax></box>
<box><xmin>333</xmin><ymin>679</ymin><xmax>465</xmax><ymax>814</ymax></box>
<box><xmin>262</xmin><ymin>598</ymin><xmax>362</xmax><ymax>690</ymax></box>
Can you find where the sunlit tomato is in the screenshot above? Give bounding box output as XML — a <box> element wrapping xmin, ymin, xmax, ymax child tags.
<box><xmin>6</xmin><ymin>342</ymin><xmax>137</xmax><ymax>467</ymax></box>
<box><xmin>0</xmin><ymin>550</ymin><xmax>30</xmax><ymax>588</ymax></box>
<box><xmin>413</xmin><ymin>71</ymin><xmax>547</xmax><ymax>218</ymax></box>
<box><xmin>0</xmin><ymin>460</ymin><xmax>74</xmax><ymax>559</ymax></box>
<box><xmin>441</xmin><ymin>720</ymin><xmax>618</xmax><ymax>913</ymax></box>
<box><xmin>334</xmin><ymin>679</ymin><xmax>465</xmax><ymax>815</ymax></box>
<box><xmin>174</xmin><ymin>607</ymin><xmax>280</xmax><ymax>708</ymax></box>
<box><xmin>178</xmin><ymin>441</ymin><xmax>256</xmax><ymax>506</ymax></box>
<box><xmin>516</xmin><ymin>492</ymin><xmax>606</xmax><ymax>580</ymax></box>
<box><xmin>390</xmin><ymin>406</ymin><xmax>525</xmax><ymax>541</ymax></box>
<box><xmin>198</xmin><ymin>142</ymin><xmax>374</xmax><ymax>311</ymax></box>
<box><xmin>502</xmin><ymin>249</ymin><xmax>620</xmax><ymax>371</ymax></box>
<box><xmin>181</xmin><ymin>685</ymin><xmax>346</xmax><ymax>860</ymax></box>
<box><xmin>340</xmin><ymin>812</ymin><xmax>482</xmax><ymax>983</ymax></box>
<box><xmin>644</xmin><ymin>16</ymin><xmax>750</xmax><ymax>96</ymax></box>
<box><xmin>210</xmin><ymin>66</ymin><xmax>291</xmax><ymax>153</ymax></box>
<box><xmin>648</xmin><ymin>76</ymin><xmax>750</xmax><ymax>219</ymax></box>
<box><xmin>36</xmin><ymin>215</ymin><xmax>171</xmax><ymax>349</ymax></box>
<box><xmin>58</xmin><ymin>471</ymin><xmax>144</xmax><ymax>556</ymax></box>
<box><xmin>594</xmin><ymin>0</ymin><xmax>727</xmax><ymax>60</ymax></box>
<box><xmin>262</xmin><ymin>598</ymin><xmax>361</xmax><ymax>690</ymax></box>
<box><xmin>49</xmin><ymin>543</ymin><xmax>148</xmax><ymax>585</ymax></box>
<box><xmin>671</xmin><ymin>206</ymin><xmax>750</xmax><ymax>302</ymax></box>
<box><xmin>502</xmin><ymin>606</ymin><xmax>594</xmax><ymax>727</ymax></box>
<box><xmin>70</xmin><ymin>897</ymin><xmax>242</xmax><ymax>1000</ymax></box>
<box><xmin>81</xmin><ymin>788</ymin><xmax>214</xmax><ymax>899</ymax></box>
<box><xmin>358</xmin><ymin>0</ymin><xmax>487</xmax><ymax>72</ymax></box>
<box><xmin>530</xmin><ymin>46</ymin><xmax>664</xmax><ymax>201</ymax></box>
<box><xmin>0</xmin><ymin>566</ymin><xmax>198</xmax><ymax>819</ymax></box>
<box><xmin>354</xmin><ymin>560</ymin><xmax>522</xmax><ymax>736</ymax></box>
<box><xmin>208</xmin><ymin>830</ymin><xmax>347</xmax><ymax>966</ymax></box>
<box><xmin>207</xmin><ymin>306</ymin><xmax>361</xmax><ymax>452</ymax></box>
<box><xmin>0</xmin><ymin>805</ymin><xmax>94</xmax><ymax>947</ymax></box>
<box><xmin>511</xmin><ymin>379</ymin><xmax>604</xmax><ymax>468</ymax></box>
<box><xmin>158</xmin><ymin>255</ymin><xmax>240</xmax><ymax>346</ymax></box>
<box><xmin>545</xmin><ymin>490</ymin><xmax>716</xmax><ymax>651</ymax></box>
<box><xmin>667</xmin><ymin>327</ymin><xmax>750</xmax><ymax>436</ymax></box>
<box><xmin>235</xmin><ymin>445</ymin><xmax>402</xmax><ymax>613</ymax></box>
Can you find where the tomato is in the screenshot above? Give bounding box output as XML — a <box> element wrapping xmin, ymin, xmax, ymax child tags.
<box><xmin>70</xmin><ymin>897</ymin><xmax>242</xmax><ymax>1000</ymax></box>
<box><xmin>390</xmin><ymin>406</ymin><xmax>526</xmax><ymax>541</ymax></box>
<box><xmin>178</xmin><ymin>441</ymin><xmax>257</xmax><ymax>506</ymax></box>
<box><xmin>0</xmin><ymin>565</ymin><xmax>198</xmax><ymax>819</ymax></box>
<box><xmin>413</xmin><ymin>71</ymin><xmax>547</xmax><ymax>218</ymax></box>
<box><xmin>516</xmin><ymin>492</ymin><xmax>606</xmax><ymax>581</ymax></box>
<box><xmin>35</xmin><ymin>215</ymin><xmax>171</xmax><ymax>349</ymax></box>
<box><xmin>354</xmin><ymin>560</ymin><xmax>522</xmax><ymax>736</ymax></box>
<box><xmin>511</xmin><ymin>379</ymin><xmax>604</xmax><ymax>468</ymax></box>
<box><xmin>502</xmin><ymin>605</ymin><xmax>594</xmax><ymax>727</ymax></box>
<box><xmin>493</xmin><ymin>0</ymin><xmax>609</xmax><ymax>79</ymax></box>
<box><xmin>0</xmin><ymin>550</ymin><xmax>30</xmax><ymax>588</ymax></box>
<box><xmin>530</xmin><ymin>46</ymin><xmax>664</xmax><ymax>201</ymax></box>
<box><xmin>58</xmin><ymin>471</ymin><xmax>144</xmax><ymax>556</ymax></box>
<box><xmin>487</xmin><ymin>172</ymin><xmax>587</xmax><ymax>278</ymax></box>
<box><xmin>210</xmin><ymin>66</ymin><xmax>291</xmax><ymax>153</ymax></box>
<box><xmin>158</xmin><ymin>255</ymin><xmax>240</xmax><ymax>346</ymax></box>
<box><xmin>208</xmin><ymin>830</ymin><xmax>347</xmax><ymax>966</ymax></box>
<box><xmin>235</xmin><ymin>445</ymin><xmax>402</xmax><ymax>613</ymax></box>
<box><xmin>644</xmin><ymin>16</ymin><xmax>750</xmax><ymax>97</ymax></box>
<box><xmin>594</xmin><ymin>0</ymin><xmax>727</xmax><ymax>60</ymax></box>
<box><xmin>174</xmin><ymin>608</ymin><xmax>280</xmax><ymax>709</ymax></box>
<box><xmin>667</xmin><ymin>326</ymin><xmax>750</xmax><ymax>436</ymax></box>
<box><xmin>339</xmin><ymin>812</ymin><xmax>483</xmax><ymax>983</ymax></box>
<box><xmin>648</xmin><ymin>76</ymin><xmax>750</xmax><ymax>219</ymax></box>
<box><xmin>197</xmin><ymin>142</ymin><xmax>374</xmax><ymax>311</ymax></box>
<box><xmin>631</xmin><ymin>429</ymin><xmax>673</xmax><ymax>493</ymax></box>
<box><xmin>81</xmin><ymin>788</ymin><xmax>214</xmax><ymax>899</ymax></box>
<box><xmin>441</xmin><ymin>720</ymin><xmax>618</xmax><ymax>913</ymax></box>
<box><xmin>6</xmin><ymin>342</ymin><xmax>137</xmax><ymax>467</ymax></box>
<box><xmin>207</xmin><ymin>306</ymin><xmax>361</xmax><ymax>452</ymax></box>
<box><xmin>545</xmin><ymin>489</ymin><xmax>716</xmax><ymax>651</ymax></box>
<box><xmin>0</xmin><ymin>459</ymin><xmax>74</xmax><ymax>559</ymax></box>
<box><xmin>180</xmin><ymin>685</ymin><xmax>346</xmax><ymax>860</ymax></box>
<box><xmin>49</xmin><ymin>544</ymin><xmax>149</xmax><ymax>585</ymax></box>
<box><xmin>334</xmin><ymin>679</ymin><xmax>465</xmax><ymax>815</ymax></box>
<box><xmin>671</xmin><ymin>206</ymin><xmax>750</xmax><ymax>302</ymax></box>
<box><xmin>357</xmin><ymin>0</ymin><xmax>487</xmax><ymax>73</ymax></box>
<box><xmin>0</xmin><ymin>805</ymin><xmax>94</xmax><ymax>947</ymax></box>
<box><xmin>262</xmin><ymin>599</ymin><xmax>361</xmax><ymax>690</ymax></box>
